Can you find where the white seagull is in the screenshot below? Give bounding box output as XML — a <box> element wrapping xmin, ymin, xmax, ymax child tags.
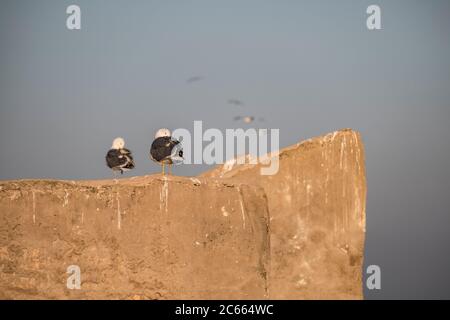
<box><xmin>105</xmin><ymin>137</ymin><xmax>135</xmax><ymax>177</ymax></box>
<box><xmin>150</xmin><ymin>129</ymin><xmax>183</xmax><ymax>175</ymax></box>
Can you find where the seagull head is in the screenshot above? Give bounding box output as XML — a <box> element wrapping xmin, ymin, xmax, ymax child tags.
<box><xmin>112</xmin><ymin>137</ymin><xmax>125</xmax><ymax>149</ymax></box>
<box><xmin>155</xmin><ymin>128</ymin><xmax>171</xmax><ymax>138</ymax></box>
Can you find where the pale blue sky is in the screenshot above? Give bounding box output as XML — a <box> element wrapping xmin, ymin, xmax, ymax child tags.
<box><xmin>1</xmin><ymin>0</ymin><xmax>450</xmax><ymax>298</ymax></box>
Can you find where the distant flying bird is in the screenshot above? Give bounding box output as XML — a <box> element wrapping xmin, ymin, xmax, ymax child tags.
<box><xmin>233</xmin><ymin>116</ymin><xmax>255</xmax><ymax>124</ymax></box>
<box><xmin>150</xmin><ymin>129</ymin><xmax>184</xmax><ymax>175</ymax></box>
<box><xmin>105</xmin><ymin>137</ymin><xmax>135</xmax><ymax>177</ymax></box>
<box><xmin>233</xmin><ymin>116</ymin><xmax>265</xmax><ymax>124</ymax></box>
<box><xmin>186</xmin><ymin>76</ymin><xmax>204</xmax><ymax>84</ymax></box>
<box><xmin>228</xmin><ymin>99</ymin><xmax>244</xmax><ymax>106</ymax></box>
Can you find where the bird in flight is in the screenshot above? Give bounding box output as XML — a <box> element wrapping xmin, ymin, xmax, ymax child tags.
<box><xmin>233</xmin><ymin>115</ymin><xmax>266</xmax><ymax>124</ymax></box>
<box><xmin>228</xmin><ymin>99</ymin><xmax>244</xmax><ymax>106</ymax></box>
<box><xmin>233</xmin><ymin>115</ymin><xmax>254</xmax><ymax>124</ymax></box>
<box><xmin>186</xmin><ymin>76</ymin><xmax>204</xmax><ymax>84</ymax></box>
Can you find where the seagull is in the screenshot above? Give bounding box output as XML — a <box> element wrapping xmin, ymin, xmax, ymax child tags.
<box><xmin>105</xmin><ymin>137</ymin><xmax>135</xmax><ymax>177</ymax></box>
<box><xmin>150</xmin><ymin>128</ymin><xmax>184</xmax><ymax>175</ymax></box>
<box><xmin>233</xmin><ymin>115</ymin><xmax>255</xmax><ymax>124</ymax></box>
<box><xmin>186</xmin><ymin>76</ymin><xmax>204</xmax><ymax>84</ymax></box>
<box><xmin>233</xmin><ymin>116</ymin><xmax>266</xmax><ymax>124</ymax></box>
<box><xmin>228</xmin><ymin>98</ymin><xmax>244</xmax><ymax>106</ymax></box>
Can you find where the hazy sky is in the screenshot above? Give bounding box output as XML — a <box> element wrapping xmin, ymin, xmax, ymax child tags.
<box><xmin>1</xmin><ymin>0</ymin><xmax>450</xmax><ymax>299</ymax></box>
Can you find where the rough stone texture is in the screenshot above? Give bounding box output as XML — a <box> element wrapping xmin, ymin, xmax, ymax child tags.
<box><xmin>0</xmin><ymin>177</ymin><xmax>270</xmax><ymax>299</ymax></box>
<box><xmin>0</xmin><ymin>128</ymin><xmax>366</xmax><ymax>300</ymax></box>
<box><xmin>202</xmin><ymin>129</ymin><xmax>367</xmax><ymax>299</ymax></box>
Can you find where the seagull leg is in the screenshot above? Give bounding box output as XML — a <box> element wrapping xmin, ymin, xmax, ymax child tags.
<box><xmin>162</xmin><ymin>163</ymin><xmax>165</xmax><ymax>175</ymax></box>
<box><xmin>168</xmin><ymin>164</ymin><xmax>172</xmax><ymax>175</ymax></box>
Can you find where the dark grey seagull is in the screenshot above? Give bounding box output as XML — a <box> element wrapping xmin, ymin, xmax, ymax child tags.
<box><xmin>105</xmin><ymin>137</ymin><xmax>135</xmax><ymax>177</ymax></box>
<box><xmin>150</xmin><ymin>128</ymin><xmax>183</xmax><ymax>175</ymax></box>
